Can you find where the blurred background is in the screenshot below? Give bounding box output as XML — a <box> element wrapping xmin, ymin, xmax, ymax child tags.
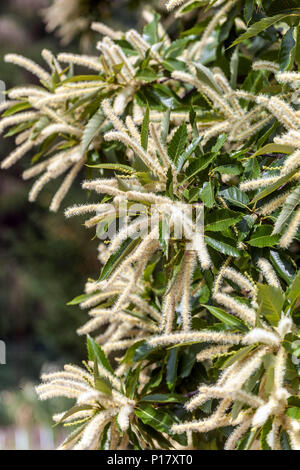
<box><xmin>0</xmin><ymin>0</ymin><xmax>162</xmax><ymax>450</ymax></box>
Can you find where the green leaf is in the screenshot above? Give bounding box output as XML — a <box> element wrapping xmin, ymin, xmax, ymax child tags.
<box><xmin>221</xmin><ymin>345</ymin><xmax>257</xmax><ymax>369</ymax></box>
<box><xmin>248</xmin><ymin>225</ymin><xmax>280</xmax><ymax>247</ymax></box>
<box><xmin>167</xmin><ymin>123</ymin><xmax>188</xmax><ymax>164</ymax></box>
<box><xmin>199</xmin><ymin>181</ymin><xmax>215</xmax><ymax>208</ymax></box>
<box><xmin>194</xmin><ymin>63</ymin><xmax>222</xmax><ymax>94</ymax></box>
<box><xmin>218</xmin><ymin>187</ymin><xmax>249</xmax><ymax>209</ymax></box>
<box><xmin>82</xmin><ymin>110</ymin><xmax>105</xmax><ymax>152</ymax></box>
<box><xmin>213</xmin><ymin>164</ymin><xmax>242</xmax><ymax>175</ymax></box>
<box><xmin>135</xmin><ymin>67</ymin><xmax>158</xmax><ymax>82</ymax></box>
<box><xmin>143</xmin><ymin>12</ymin><xmax>159</xmax><ymax>45</ymax></box>
<box><xmin>125</xmin><ymin>364</ymin><xmax>141</xmax><ymax>399</ymax></box>
<box><xmin>177</xmin><ymin>0</ymin><xmax>208</xmax><ymax>15</ymax></box>
<box><xmin>286</xmin><ymin>407</ymin><xmax>300</xmax><ymax>419</ymax></box>
<box><xmin>273</xmin><ymin>186</ymin><xmax>300</xmax><ymax>234</ymax></box>
<box><xmin>141</xmin><ymin>106</ymin><xmax>149</xmax><ymax>150</ymax></box>
<box><xmin>288</xmin><ymin>396</ymin><xmax>300</xmax><ymax>407</ymax></box>
<box><xmin>270</xmin><ymin>250</ymin><xmax>295</xmax><ymax>283</ymax></box>
<box><xmin>161</xmin><ymin>109</ymin><xmax>171</xmax><ymax>145</ymax></box>
<box><xmin>251</xmin><ymin>169</ymin><xmax>298</xmax><ymax>203</ymax></box>
<box><xmin>99</xmin><ymin>422</ymin><xmax>111</xmax><ymax>450</ymax></box>
<box><xmin>87</xmin><ymin>335</ymin><xmax>114</xmax><ymax>374</ymax></box>
<box><xmin>236</xmin><ymin>215</ymin><xmax>255</xmax><ymax>241</ymax></box>
<box><xmin>121</xmin><ymin>340</ymin><xmax>145</xmax><ymax>364</ymax></box>
<box><xmin>176</xmin><ymin>136</ymin><xmax>202</xmax><ymax>172</ymax></box>
<box><xmin>162</xmin><ymin>59</ymin><xmax>186</xmax><ymax>72</ymax></box>
<box><xmin>2</xmin><ymin>102</ymin><xmax>32</xmax><ymax>117</ymax></box>
<box><xmin>211</xmin><ymin>133</ymin><xmax>227</xmax><ymax>154</ymax></box>
<box><xmin>59</xmin><ymin>423</ymin><xmax>86</xmax><ymax>448</ymax></box>
<box><xmin>230</xmin><ymin>46</ymin><xmax>239</xmax><ymax>89</ymax></box>
<box><xmin>261</xmin><ymin>417</ymin><xmax>273</xmax><ymax>450</ymax></box>
<box><xmin>62</xmin><ymin>75</ymin><xmax>104</xmax><ymax>84</ymax></box>
<box><xmin>127</xmin><ymin>428</ymin><xmax>143</xmax><ymax>450</ymax></box>
<box><xmin>205</xmin><ymin>233</ymin><xmax>242</xmax><ymax>257</ymax></box>
<box><xmin>94</xmin><ymin>376</ymin><xmax>112</xmax><ymax>396</ymax></box>
<box><xmin>244</xmin><ymin>0</ymin><xmax>254</xmax><ymax>25</ymax></box>
<box><xmin>231</xmin><ymin>13</ymin><xmax>295</xmax><ymax>47</ymax></box>
<box><xmin>140</xmin><ymin>394</ymin><xmax>183</xmax><ymax>403</ymax></box>
<box><xmin>279</xmin><ymin>27</ymin><xmax>297</xmax><ymax>71</ymax></box>
<box><xmin>98</xmin><ymin>237</ymin><xmax>138</xmax><ymax>282</ymax></box>
<box><xmin>54</xmin><ymin>404</ymin><xmax>95</xmax><ymax>426</ymax></box>
<box><xmin>133</xmin><ymin>341</ymin><xmax>157</xmax><ymax>362</ymax></box>
<box><xmin>203</xmin><ymin>305</ymin><xmax>248</xmax><ymax>331</ymax></box>
<box><xmin>67</xmin><ymin>293</ymin><xmax>93</xmax><ymax>306</ymax></box>
<box><xmin>205</xmin><ymin>209</ymin><xmax>243</xmax><ymax>232</ymax></box>
<box><xmin>86</xmin><ymin>163</ymin><xmax>135</xmax><ymax>174</ymax></box>
<box><xmin>257</xmin><ymin>284</ymin><xmax>285</xmax><ymax>325</ymax></box>
<box><xmin>4</xmin><ymin>121</ymin><xmax>35</xmax><ymax>138</ymax></box>
<box><xmin>287</xmin><ymin>270</ymin><xmax>300</xmax><ymax>307</ymax></box>
<box><xmin>166</xmin><ymin>348</ymin><xmax>178</xmax><ymax>392</ymax></box>
<box><xmin>135</xmin><ymin>404</ymin><xmax>181</xmax><ymax>437</ymax></box>
<box><xmin>280</xmin><ymin>430</ymin><xmax>292</xmax><ymax>450</ymax></box>
<box><xmin>249</xmin><ymin>143</ymin><xmax>294</xmax><ymax>159</ymax></box>
<box><xmin>179</xmin><ymin>344</ymin><xmax>201</xmax><ymax>378</ymax></box>
<box><xmin>185</xmin><ymin>153</ymin><xmax>216</xmax><ymax>179</ymax></box>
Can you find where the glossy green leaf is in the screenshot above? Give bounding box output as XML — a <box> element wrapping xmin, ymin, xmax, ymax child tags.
<box><xmin>167</xmin><ymin>123</ymin><xmax>188</xmax><ymax>164</ymax></box>
<box><xmin>231</xmin><ymin>13</ymin><xmax>295</xmax><ymax>47</ymax></box>
<box><xmin>205</xmin><ymin>233</ymin><xmax>242</xmax><ymax>257</ymax></box>
<box><xmin>287</xmin><ymin>270</ymin><xmax>300</xmax><ymax>306</ymax></box>
<box><xmin>270</xmin><ymin>250</ymin><xmax>295</xmax><ymax>283</ymax></box>
<box><xmin>279</xmin><ymin>27</ymin><xmax>297</xmax><ymax>71</ymax></box>
<box><xmin>205</xmin><ymin>209</ymin><xmax>243</xmax><ymax>232</ymax></box>
<box><xmin>273</xmin><ymin>186</ymin><xmax>300</xmax><ymax>234</ymax></box>
<box><xmin>257</xmin><ymin>284</ymin><xmax>285</xmax><ymax>325</ymax></box>
<box><xmin>135</xmin><ymin>404</ymin><xmax>183</xmax><ymax>441</ymax></box>
<box><xmin>218</xmin><ymin>187</ymin><xmax>249</xmax><ymax>208</ymax></box>
<box><xmin>250</xmin><ymin>143</ymin><xmax>294</xmax><ymax>159</ymax></box>
<box><xmin>98</xmin><ymin>238</ymin><xmax>138</xmax><ymax>282</ymax></box>
<box><xmin>248</xmin><ymin>225</ymin><xmax>280</xmax><ymax>247</ymax></box>
<box><xmin>252</xmin><ymin>169</ymin><xmax>298</xmax><ymax>203</ymax></box>
<box><xmin>140</xmin><ymin>394</ymin><xmax>183</xmax><ymax>403</ymax></box>
<box><xmin>203</xmin><ymin>305</ymin><xmax>248</xmax><ymax>331</ymax></box>
<box><xmin>87</xmin><ymin>335</ymin><xmax>114</xmax><ymax>374</ymax></box>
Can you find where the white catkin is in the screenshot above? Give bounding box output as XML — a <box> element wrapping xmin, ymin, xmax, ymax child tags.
<box><xmin>5</xmin><ymin>54</ymin><xmax>51</xmax><ymax>82</ymax></box>
<box><xmin>91</xmin><ymin>22</ymin><xmax>122</xmax><ymax>40</ymax></box>
<box><xmin>277</xmin><ymin>315</ymin><xmax>293</xmax><ymax>338</ymax></box>
<box><xmin>213</xmin><ymin>292</ymin><xmax>256</xmax><ymax>326</ymax></box>
<box><xmin>166</xmin><ymin>0</ymin><xmax>186</xmax><ymax>10</ymax></box>
<box><xmin>224</xmin><ymin>418</ymin><xmax>252</xmax><ymax>450</ymax></box>
<box><xmin>74</xmin><ymin>412</ymin><xmax>111</xmax><ymax>450</ymax></box>
<box><xmin>242</xmin><ymin>328</ymin><xmax>280</xmax><ymax>346</ymax></box>
<box><xmin>117</xmin><ymin>405</ymin><xmax>134</xmax><ymax>432</ymax></box>
<box><xmin>279</xmin><ymin>207</ymin><xmax>300</xmax><ymax>249</ymax></box>
<box><xmin>57</xmin><ymin>53</ymin><xmax>103</xmax><ymax>72</ymax></box>
<box><xmin>49</xmin><ymin>155</ymin><xmax>86</xmax><ymax>212</ymax></box>
<box><xmin>181</xmin><ymin>251</ymin><xmax>197</xmax><ymax>331</ymax></box>
<box><xmin>257</xmin><ymin>258</ymin><xmax>281</xmax><ymax>289</ymax></box>
<box><xmin>1</xmin><ymin>140</ymin><xmax>34</xmax><ymax>169</ymax></box>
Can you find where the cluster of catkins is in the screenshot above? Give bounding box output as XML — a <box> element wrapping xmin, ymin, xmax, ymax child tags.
<box><xmin>1</xmin><ymin>0</ymin><xmax>300</xmax><ymax>450</ymax></box>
